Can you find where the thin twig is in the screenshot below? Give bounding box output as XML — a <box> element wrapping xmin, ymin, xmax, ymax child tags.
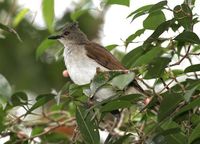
<box><xmin>169</xmin><ymin>45</ymin><xmax>191</xmax><ymax>67</ymax></box>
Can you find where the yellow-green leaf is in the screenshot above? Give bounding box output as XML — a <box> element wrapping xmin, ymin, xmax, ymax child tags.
<box><xmin>42</xmin><ymin>0</ymin><xmax>54</xmax><ymax>32</ymax></box>
<box><xmin>13</xmin><ymin>8</ymin><xmax>29</xmax><ymax>27</ymax></box>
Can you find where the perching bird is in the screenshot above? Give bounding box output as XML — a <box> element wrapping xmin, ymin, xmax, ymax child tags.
<box><xmin>48</xmin><ymin>22</ymin><xmax>145</xmax><ymax>102</ymax></box>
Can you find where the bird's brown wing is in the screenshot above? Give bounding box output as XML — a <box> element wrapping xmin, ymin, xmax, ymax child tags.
<box><xmin>85</xmin><ymin>42</ymin><xmax>146</xmax><ymax>95</ymax></box>
<box><xmin>85</xmin><ymin>42</ymin><xmax>126</xmax><ymax>70</ymax></box>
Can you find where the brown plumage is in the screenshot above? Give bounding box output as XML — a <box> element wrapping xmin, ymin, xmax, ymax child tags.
<box><xmin>85</xmin><ymin>42</ymin><xmax>126</xmax><ymax>70</ymax></box>
<box><xmin>85</xmin><ymin>42</ymin><xmax>145</xmax><ymax>94</ymax></box>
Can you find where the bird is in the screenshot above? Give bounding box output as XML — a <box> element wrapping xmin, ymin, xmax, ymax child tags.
<box><xmin>48</xmin><ymin>22</ymin><xmax>146</xmax><ymax>102</ymax></box>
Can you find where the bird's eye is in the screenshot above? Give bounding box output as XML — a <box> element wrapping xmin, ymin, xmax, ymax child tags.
<box><xmin>64</xmin><ymin>31</ymin><xmax>70</xmax><ymax>35</ymax></box>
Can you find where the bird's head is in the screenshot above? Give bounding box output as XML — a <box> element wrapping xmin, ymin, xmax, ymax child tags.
<box><xmin>48</xmin><ymin>22</ymin><xmax>88</xmax><ymax>45</ymax></box>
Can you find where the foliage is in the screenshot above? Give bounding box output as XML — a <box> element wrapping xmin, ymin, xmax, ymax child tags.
<box><xmin>1</xmin><ymin>0</ymin><xmax>200</xmax><ymax>143</ymax></box>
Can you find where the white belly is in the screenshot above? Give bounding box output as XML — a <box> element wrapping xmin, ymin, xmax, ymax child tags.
<box><xmin>63</xmin><ymin>45</ymin><xmax>116</xmax><ymax>101</ymax></box>
<box><xmin>63</xmin><ymin>46</ymin><xmax>107</xmax><ymax>85</ymax></box>
<box><xmin>63</xmin><ymin>45</ymin><xmax>140</xmax><ymax>102</ymax></box>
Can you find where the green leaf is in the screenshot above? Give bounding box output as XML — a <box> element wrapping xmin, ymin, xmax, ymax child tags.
<box><xmin>174</xmin><ymin>97</ymin><xmax>200</xmax><ymax>118</ymax></box>
<box><xmin>189</xmin><ymin>123</ymin><xmax>200</xmax><ymax>144</ymax></box>
<box><xmin>192</xmin><ymin>45</ymin><xmax>200</xmax><ymax>52</ymax></box>
<box><xmin>158</xmin><ymin>92</ymin><xmax>183</xmax><ymax>122</ymax></box>
<box><xmin>174</xmin><ymin>31</ymin><xmax>200</xmax><ymax>44</ymax></box>
<box><xmin>184</xmin><ymin>85</ymin><xmax>200</xmax><ymax>102</ymax></box>
<box><xmin>145</xmin><ymin>57</ymin><xmax>171</xmax><ymax>79</ymax></box>
<box><xmin>0</xmin><ymin>23</ymin><xmax>22</xmax><ymax>42</ymax></box>
<box><xmin>44</xmin><ymin>133</ymin><xmax>69</xmax><ymax>143</ymax></box>
<box><xmin>90</xmin><ymin>71</ymin><xmax>124</xmax><ymax>97</ymax></box>
<box><xmin>184</xmin><ymin>64</ymin><xmax>200</xmax><ymax>73</ymax></box>
<box><xmin>125</xmin><ymin>29</ymin><xmax>145</xmax><ymax>47</ymax></box>
<box><xmin>11</xmin><ymin>92</ymin><xmax>28</xmax><ymax>106</ymax></box>
<box><xmin>101</xmin><ymin>100</ymin><xmax>132</xmax><ymax>112</ymax></box>
<box><xmin>31</xmin><ymin>127</ymin><xmax>44</xmax><ymax>136</ymax></box>
<box><xmin>71</xmin><ymin>9</ymin><xmax>88</xmax><ymax>21</ymax></box>
<box><xmin>90</xmin><ymin>72</ymin><xmax>110</xmax><ymax>97</ymax></box>
<box><xmin>106</xmin><ymin>0</ymin><xmax>130</xmax><ymax>6</ymax></box>
<box><xmin>134</xmin><ymin>47</ymin><xmax>163</xmax><ymax>66</ymax></box>
<box><xmin>144</xmin><ymin>19</ymin><xmax>174</xmax><ymax>46</ymax></box>
<box><xmin>36</xmin><ymin>39</ymin><xmax>58</xmax><ymax>60</ymax></box>
<box><xmin>110</xmin><ymin>72</ymin><xmax>135</xmax><ymax>90</ymax></box>
<box><xmin>100</xmin><ymin>94</ymin><xmax>142</xmax><ymax>112</ymax></box>
<box><xmin>143</xmin><ymin>10</ymin><xmax>166</xmax><ymax>30</ymax></box>
<box><xmin>173</xmin><ymin>4</ymin><xmax>193</xmax><ymax>30</ymax></box>
<box><xmin>127</xmin><ymin>4</ymin><xmax>153</xmax><ymax>18</ymax></box>
<box><xmin>131</xmin><ymin>11</ymin><xmax>148</xmax><ymax>22</ymax></box>
<box><xmin>0</xmin><ymin>74</ymin><xmax>12</xmax><ymax>106</ymax></box>
<box><xmin>105</xmin><ymin>44</ymin><xmax>118</xmax><ymax>51</ymax></box>
<box><xmin>153</xmin><ymin>120</ymin><xmax>187</xmax><ymax>144</ymax></box>
<box><xmin>0</xmin><ymin>106</ymin><xmax>6</xmax><ymax>132</ymax></box>
<box><xmin>13</xmin><ymin>8</ymin><xmax>29</xmax><ymax>27</ymax></box>
<box><xmin>122</xmin><ymin>46</ymin><xmax>145</xmax><ymax>68</ymax></box>
<box><xmin>149</xmin><ymin>1</ymin><xmax>167</xmax><ymax>13</ymax></box>
<box><xmin>42</xmin><ymin>0</ymin><xmax>54</xmax><ymax>32</ymax></box>
<box><xmin>112</xmin><ymin>134</ymin><xmax>131</xmax><ymax>144</ymax></box>
<box><xmin>115</xmin><ymin>94</ymin><xmax>142</xmax><ymax>102</ymax></box>
<box><xmin>76</xmin><ymin>106</ymin><xmax>100</xmax><ymax>144</ymax></box>
<box><xmin>28</xmin><ymin>94</ymin><xmax>55</xmax><ymax>113</ymax></box>
<box><xmin>69</xmin><ymin>84</ymin><xmax>85</xmax><ymax>98</ymax></box>
<box><xmin>191</xmin><ymin>114</ymin><xmax>200</xmax><ymax>126</ymax></box>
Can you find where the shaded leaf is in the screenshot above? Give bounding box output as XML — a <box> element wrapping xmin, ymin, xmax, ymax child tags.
<box><xmin>0</xmin><ymin>106</ymin><xmax>6</xmax><ymax>132</ymax></box>
<box><xmin>101</xmin><ymin>100</ymin><xmax>132</xmax><ymax>112</ymax></box>
<box><xmin>189</xmin><ymin>123</ymin><xmax>200</xmax><ymax>144</ymax></box>
<box><xmin>143</xmin><ymin>10</ymin><xmax>166</xmax><ymax>30</ymax></box>
<box><xmin>71</xmin><ymin>9</ymin><xmax>88</xmax><ymax>21</ymax></box>
<box><xmin>0</xmin><ymin>74</ymin><xmax>12</xmax><ymax>106</ymax></box>
<box><xmin>42</xmin><ymin>0</ymin><xmax>54</xmax><ymax>32</ymax></box>
<box><xmin>76</xmin><ymin>106</ymin><xmax>99</xmax><ymax>144</ymax></box>
<box><xmin>144</xmin><ymin>57</ymin><xmax>171</xmax><ymax>79</ymax></box>
<box><xmin>127</xmin><ymin>5</ymin><xmax>153</xmax><ymax>19</ymax></box>
<box><xmin>174</xmin><ymin>31</ymin><xmax>200</xmax><ymax>44</ymax></box>
<box><xmin>192</xmin><ymin>45</ymin><xmax>200</xmax><ymax>52</ymax></box>
<box><xmin>174</xmin><ymin>97</ymin><xmax>200</xmax><ymax>118</ymax></box>
<box><xmin>134</xmin><ymin>47</ymin><xmax>163</xmax><ymax>66</ymax></box>
<box><xmin>153</xmin><ymin>120</ymin><xmax>187</xmax><ymax>144</ymax></box>
<box><xmin>100</xmin><ymin>94</ymin><xmax>141</xmax><ymax>112</ymax></box>
<box><xmin>129</xmin><ymin>1</ymin><xmax>167</xmax><ymax>22</ymax></box>
<box><xmin>11</xmin><ymin>92</ymin><xmax>28</xmax><ymax>106</ymax></box>
<box><xmin>115</xmin><ymin>94</ymin><xmax>142</xmax><ymax>102</ymax></box>
<box><xmin>191</xmin><ymin>114</ymin><xmax>200</xmax><ymax>126</ymax></box>
<box><xmin>69</xmin><ymin>84</ymin><xmax>85</xmax><ymax>98</ymax></box>
<box><xmin>144</xmin><ymin>19</ymin><xmax>174</xmax><ymax>46</ymax></box>
<box><xmin>28</xmin><ymin>94</ymin><xmax>55</xmax><ymax>113</ymax></box>
<box><xmin>125</xmin><ymin>29</ymin><xmax>145</xmax><ymax>47</ymax></box>
<box><xmin>31</xmin><ymin>127</ymin><xmax>44</xmax><ymax>136</ymax></box>
<box><xmin>173</xmin><ymin>4</ymin><xmax>193</xmax><ymax>30</ymax></box>
<box><xmin>105</xmin><ymin>44</ymin><xmax>118</xmax><ymax>51</ymax></box>
<box><xmin>90</xmin><ymin>71</ymin><xmax>124</xmax><ymax>97</ymax></box>
<box><xmin>36</xmin><ymin>39</ymin><xmax>58</xmax><ymax>60</ymax></box>
<box><xmin>158</xmin><ymin>92</ymin><xmax>183</xmax><ymax>122</ymax></box>
<box><xmin>106</xmin><ymin>0</ymin><xmax>130</xmax><ymax>6</ymax></box>
<box><xmin>110</xmin><ymin>72</ymin><xmax>135</xmax><ymax>90</ymax></box>
<box><xmin>112</xmin><ymin>134</ymin><xmax>132</xmax><ymax>144</ymax></box>
<box><xmin>13</xmin><ymin>8</ymin><xmax>29</xmax><ymax>27</ymax></box>
<box><xmin>44</xmin><ymin>132</ymin><xmax>69</xmax><ymax>143</ymax></box>
<box><xmin>122</xmin><ymin>46</ymin><xmax>145</xmax><ymax>68</ymax></box>
<box><xmin>149</xmin><ymin>1</ymin><xmax>167</xmax><ymax>13</ymax></box>
<box><xmin>184</xmin><ymin>85</ymin><xmax>200</xmax><ymax>102</ymax></box>
<box><xmin>0</xmin><ymin>23</ymin><xmax>22</xmax><ymax>41</ymax></box>
<box><xmin>184</xmin><ymin>64</ymin><xmax>200</xmax><ymax>73</ymax></box>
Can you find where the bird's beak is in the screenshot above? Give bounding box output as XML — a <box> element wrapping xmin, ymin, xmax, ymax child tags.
<box><xmin>48</xmin><ymin>34</ymin><xmax>63</xmax><ymax>40</ymax></box>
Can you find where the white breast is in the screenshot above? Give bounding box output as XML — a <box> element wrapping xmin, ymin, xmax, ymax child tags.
<box><xmin>63</xmin><ymin>45</ymin><xmax>107</xmax><ymax>85</ymax></box>
<box><xmin>63</xmin><ymin>44</ymin><xmax>140</xmax><ymax>102</ymax></box>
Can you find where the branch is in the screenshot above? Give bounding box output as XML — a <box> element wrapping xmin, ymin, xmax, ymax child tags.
<box><xmin>169</xmin><ymin>45</ymin><xmax>191</xmax><ymax>67</ymax></box>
